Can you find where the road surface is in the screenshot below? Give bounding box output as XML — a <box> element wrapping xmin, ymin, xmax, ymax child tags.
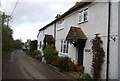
<box><xmin>2</xmin><ymin>50</ymin><xmax>71</xmax><ymax>79</ymax></box>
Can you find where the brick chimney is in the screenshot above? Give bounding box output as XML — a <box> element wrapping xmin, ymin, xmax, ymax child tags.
<box><xmin>55</xmin><ymin>14</ymin><xmax>61</xmax><ymax>19</ymax></box>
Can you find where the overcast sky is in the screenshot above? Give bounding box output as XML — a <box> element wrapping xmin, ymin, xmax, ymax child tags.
<box><xmin>1</xmin><ymin>0</ymin><xmax>80</xmax><ymax>42</ymax></box>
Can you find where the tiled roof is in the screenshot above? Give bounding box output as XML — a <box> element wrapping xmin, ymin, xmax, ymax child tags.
<box><xmin>66</xmin><ymin>27</ymin><xmax>87</xmax><ymax>41</ymax></box>
<box><xmin>39</xmin><ymin>1</ymin><xmax>92</xmax><ymax>31</ymax></box>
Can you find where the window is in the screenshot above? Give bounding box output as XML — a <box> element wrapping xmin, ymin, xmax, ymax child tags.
<box><xmin>79</xmin><ymin>10</ymin><xmax>83</xmax><ymax>23</ymax></box>
<box><xmin>39</xmin><ymin>41</ymin><xmax>42</xmax><ymax>49</ymax></box>
<box><xmin>78</xmin><ymin>8</ymin><xmax>88</xmax><ymax>23</ymax></box>
<box><xmin>61</xmin><ymin>40</ymin><xmax>69</xmax><ymax>53</ymax></box>
<box><xmin>57</xmin><ymin>18</ymin><xmax>65</xmax><ymax>30</ymax></box>
<box><xmin>58</xmin><ymin>19</ymin><xmax>64</xmax><ymax>24</ymax></box>
<box><xmin>84</xmin><ymin>8</ymin><xmax>88</xmax><ymax>21</ymax></box>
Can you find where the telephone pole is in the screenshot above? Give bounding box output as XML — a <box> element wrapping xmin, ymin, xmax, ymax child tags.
<box><xmin>2</xmin><ymin>12</ymin><xmax>5</xmax><ymax>28</ymax></box>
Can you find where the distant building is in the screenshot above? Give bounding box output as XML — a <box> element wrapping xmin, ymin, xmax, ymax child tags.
<box><xmin>37</xmin><ymin>1</ymin><xmax>120</xmax><ymax>80</ymax></box>
<box><xmin>24</xmin><ymin>39</ymin><xmax>31</xmax><ymax>49</ymax></box>
<box><xmin>26</xmin><ymin>39</ymin><xmax>31</xmax><ymax>44</ymax></box>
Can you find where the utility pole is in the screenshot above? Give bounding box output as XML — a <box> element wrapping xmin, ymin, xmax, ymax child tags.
<box><xmin>2</xmin><ymin>12</ymin><xmax>5</xmax><ymax>28</ymax></box>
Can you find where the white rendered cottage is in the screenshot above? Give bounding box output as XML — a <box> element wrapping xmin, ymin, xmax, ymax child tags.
<box><xmin>37</xmin><ymin>1</ymin><xmax>120</xmax><ymax>80</ymax></box>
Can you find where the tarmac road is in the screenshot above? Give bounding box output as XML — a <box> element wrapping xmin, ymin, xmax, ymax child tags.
<box><xmin>2</xmin><ymin>50</ymin><xmax>71</xmax><ymax>80</ymax></box>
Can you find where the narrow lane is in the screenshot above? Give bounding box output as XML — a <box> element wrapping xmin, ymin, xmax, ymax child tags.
<box><xmin>2</xmin><ymin>50</ymin><xmax>71</xmax><ymax>79</ymax></box>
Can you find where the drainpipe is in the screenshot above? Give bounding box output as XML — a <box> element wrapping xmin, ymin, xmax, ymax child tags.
<box><xmin>106</xmin><ymin>1</ymin><xmax>111</xmax><ymax>81</ymax></box>
<box><xmin>54</xmin><ymin>22</ymin><xmax>56</xmax><ymax>45</ymax></box>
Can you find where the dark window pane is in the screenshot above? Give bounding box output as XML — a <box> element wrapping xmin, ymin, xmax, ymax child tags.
<box><xmin>66</xmin><ymin>42</ymin><xmax>69</xmax><ymax>53</ymax></box>
<box><xmin>39</xmin><ymin>41</ymin><xmax>41</xmax><ymax>49</ymax></box>
<box><xmin>63</xmin><ymin>45</ymin><xmax>66</xmax><ymax>53</ymax></box>
<box><xmin>61</xmin><ymin>40</ymin><xmax>63</xmax><ymax>52</ymax></box>
<box><xmin>84</xmin><ymin>9</ymin><xmax>88</xmax><ymax>21</ymax></box>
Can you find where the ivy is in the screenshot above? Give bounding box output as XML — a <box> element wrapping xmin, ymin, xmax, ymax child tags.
<box><xmin>91</xmin><ymin>34</ymin><xmax>105</xmax><ymax>80</ymax></box>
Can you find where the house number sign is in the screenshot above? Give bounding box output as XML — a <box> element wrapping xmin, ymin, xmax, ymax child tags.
<box><xmin>85</xmin><ymin>49</ymin><xmax>91</xmax><ymax>52</ymax></box>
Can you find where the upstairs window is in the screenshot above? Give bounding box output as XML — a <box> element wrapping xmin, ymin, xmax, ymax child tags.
<box><xmin>84</xmin><ymin>8</ymin><xmax>88</xmax><ymax>21</ymax></box>
<box><xmin>78</xmin><ymin>8</ymin><xmax>88</xmax><ymax>23</ymax></box>
<box><xmin>61</xmin><ymin>40</ymin><xmax>69</xmax><ymax>53</ymax></box>
<box><xmin>57</xmin><ymin>18</ymin><xmax>65</xmax><ymax>30</ymax></box>
<box><xmin>79</xmin><ymin>10</ymin><xmax>83</xmax><ymax>23</ymax></box>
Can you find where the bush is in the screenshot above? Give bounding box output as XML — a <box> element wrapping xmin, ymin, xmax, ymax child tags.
<box><xmin>43</xmin><ymin>45</ymin><xmax>58</xmax><ymax>64</ymax></box>
<box><xmin>33</xmin><ymin>50</ymin><xmax>42</xmax><ymax>55</ymax></box>
<box><xmin>33</xmin><ymin>50</ymin><xmax>42</xmax><ymax>58</ymax></box>
<box><xmin>75</xmin><ymin>73</ymin><xmax>93</xmax><ymax>81</ymax></box>
<box><xmin>56</xmin><ymin>57</ymin><xmax>71</xmax><ymax>71</ymax></box>
<box><xmin>35</xmin><ymin>55</ymin><xmax>42</xmax><ymax>61</ymax></box>
<box><xmin>30</xmin><ymin>40</ymin><xmax>37</xmax><ymax>51</ymax></box>
<box><xmin>50</xmin><ymin>57</ymin><xmax>78</xmax><ymax>72</ymax></box>
<box><xmin>68</xmin><ymin>61</ymin><xmax>78</xmax><ymax>71</ymax></box>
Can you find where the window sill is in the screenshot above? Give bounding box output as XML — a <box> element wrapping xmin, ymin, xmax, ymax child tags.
<box><xmin>60</xmin><ymin>52</ymin><xmax>68</xmax><ymax>55</ymax></box>
<box><xmin>59</xmin><ymin>53</ymin><xmax>68</xmax><ymax>57</ymax></box>
<box><xmin>57</xmin><ymin>28</ymin><xmax>64</xmax><ymax>31</ymax></box>
<box><xmin>78</xmin><ymin>20</ymin><xmax>88</xmax><ymax>24</ymax></box>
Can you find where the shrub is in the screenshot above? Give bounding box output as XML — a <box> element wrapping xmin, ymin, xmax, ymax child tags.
<box><xmin>91</xmin><ymin>34</ymin><xmax>105</xmax><ymax>80</ymax></box>
<box><xmin>43</xmin><ymin>45</ymin><xmax>58</xmax><ymax>64</ymax></box>
<box><xmin>33</xmin><ymin>50</ymin><xmax>42</xmax><ymax>58</ymax></box>
<box><xmin>30</xmin><ymin>40</ymin><xmax>37</xmax><ymax>51</ymax></box>
<box><xmin>33</xmin><ymin>50</ymin><xmax>42</xmax><ymax>55</ymax></box>
<box><xmin>75</xmin><ymin>73</ymin><xmax>93</xmax><ymax>81</ymax></box>
<box><xmin>68</xmin><ymin>61</ymin><xmax>78</xmax><ymax>71</ymax></box>
<box><xmin>35</xmin><ymin>55</ymin><xmax>42</xmax><ymax>61</ymax></box>
<box><xmin>56</xmin><ymin>57</ymin><xmax>71</xmax><ymax>71</ymax></box>
<box><xmin>50</xmin><ymin>56</ymin><xmax>60</xmax><ymax>66</ymax></box>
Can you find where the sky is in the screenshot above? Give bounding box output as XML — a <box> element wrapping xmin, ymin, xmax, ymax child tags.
<box><xmin>1</xmin><ymin>0</ymin><xmax>80</xmax><ymax>42</ymax></box>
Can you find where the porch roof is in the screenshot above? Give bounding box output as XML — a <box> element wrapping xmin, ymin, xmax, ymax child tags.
<box><xmin>66</xmin><ymin>27</ymin><xmax>87</xmax><ymax>41</ymax></box>
<box><xmin>44</xmin><ymin>35</ymin><xmax>54</xmax><ymax>42</ymax></box>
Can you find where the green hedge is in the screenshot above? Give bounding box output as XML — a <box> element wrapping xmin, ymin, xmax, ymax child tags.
<box><xmin>43</xmin><ymin>45</ymin><xmax>58</xmax><ymax>64</ymax></box>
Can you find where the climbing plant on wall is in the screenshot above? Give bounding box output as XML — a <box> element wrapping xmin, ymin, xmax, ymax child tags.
<box><xmin>91</xmin><ymin>34</ymin><xmax>105</xmax><ymax>80</ymax></box>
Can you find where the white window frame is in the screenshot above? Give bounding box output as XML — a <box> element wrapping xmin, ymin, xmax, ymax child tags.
<box><xmin>78</xmin><ymin>10</ymin><xmax>84</xmax><ymax>23</ymax></box>
<box><xmin>78</xmin><ymin>8</ymin><xmax>88</xmax><ymax>23</ymax></box>
<box><xmin>57</xmin><ymin>19</ymin><xmax>65</xmax><ymax>31</ymax></box>
<box><xmin>60</xmin><ymin>40</ymin><xmax>69</xmax><ymax>54</ymax></box>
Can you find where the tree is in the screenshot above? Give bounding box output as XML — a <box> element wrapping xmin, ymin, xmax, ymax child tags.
<box><xmin>43</xmin><ymin>45</ymin><xmax>58</xmax><ymax>64</ymax></box>
<box><xmin>30</xmin><ymin>40</ymin><xmax>37</xmax><ymax>51</ymax></box>
<box><xmin>1</xmin><ymin>12</ymin><xmax>13</xmax><ymax>51</ymax></box>
<box><xmin>12</xmin><ymin>39</ymin><xmax>22</xmax><ymax>49</ymax></box>
<box><xmin>91</xmin><ymin>34</ymin><xmax>105</xmax><ymax>80</ymax></box>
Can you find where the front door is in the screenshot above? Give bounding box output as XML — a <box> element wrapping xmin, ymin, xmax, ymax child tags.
<box><xmin>78</xmin><ymin>46</ymin><xmax>84</xmax><ymax>66</ymax></box>
<box><xmin>77</xmin><ymin>41</ymin><xmax>86</xmax><ymax>66</ymax></box>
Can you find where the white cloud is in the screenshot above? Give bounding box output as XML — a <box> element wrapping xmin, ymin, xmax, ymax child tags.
<box><xmin>1</xmin><ymin>0</ymin><xmax>79</xmax><ymax>42</ymax></box>
<box><xmin>12</xmin><ymin>23</ymin><xmax>42</xmax><ymax>42</ymax></box>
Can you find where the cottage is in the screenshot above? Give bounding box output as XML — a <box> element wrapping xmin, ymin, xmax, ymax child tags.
<box><xmin>37</xmin><ymin>0</ymin><xmax>120</xmax><ymax>80</ymax></box>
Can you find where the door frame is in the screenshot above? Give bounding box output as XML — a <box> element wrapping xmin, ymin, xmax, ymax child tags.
<box><xmin>76</xmin><ymin>40</ymin><xmax>86</xmax><ymax>66</ymax></box>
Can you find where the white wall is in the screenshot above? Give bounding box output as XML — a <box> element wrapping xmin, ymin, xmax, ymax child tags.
<box><xmin>37</xmin><ymin>2</ymin><xmax>119</xmax><ymax>79</ymax></box>
<box><xmin>44</xmin><ymin>25</ymin><xmax>54</xmax><ymax>35</ymax></box>
<box><xmin>37</xmin><ymin>24</ymin><xmax>55</xmax><ymax>51</ymax></box>
<box><xmin>56</xmin><ymin>2</ymin><xmax>118</xmax><ymax>79</ymax></box>
<box><xmin>108</xmin><ymin>2</ymin><xmax>118</xmax><ymax>79</ymax></box>
<box><xmin>37</xmin><ymin>30</ymin><xmax>44</xmax><ymax>51</ymax></box>
<box><xmin>118</xmin><ymin>1</ymin><xmax>120</xmax><ymax>80</ymax></box>
<box><xmin>60</xmin><ymin>3</ymin><xmax>108</xmax><ymax>78</ymax></box>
